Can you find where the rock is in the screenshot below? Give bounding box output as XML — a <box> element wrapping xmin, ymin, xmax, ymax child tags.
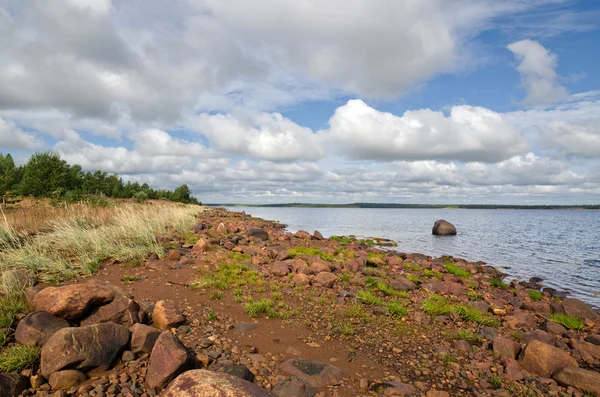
<box><xmin>192</xmin><ymin>223</ymin><xmax>205</xmax><ymax>233</ymax></box>
<box><xmin>270</xmin><ymin>263</ymin><xmax>291</xmax><ymax>277</ymax></box>
<box><xmin>522</xmin><ymin>301</ymin><xmax>550</xmax><ymax>314</ymax></box>
<box><xmin>504</xmin><ymin>312</ymin><xmax>536</xmax><ymax>329</ymax></box>
<box><xmin>313</xmin><ymin>231</ymin><xmax>324</xmax><ymax>240</ymax></box>
<box><xmin>279</xmin><ymin>359</ymin><xmax>343</xmax><ymax>388</ymax></box>
<box><xmin>146</xmin><ymin>331</ymin><xmax>192</xmax><ymax>389</ymax></box>
<box><xmin>421</xmin><ymin>281</ymin><xmax>465</xmax><ymax>296</ymax></box>
<box><xmin>163</xmin><ymin>369</ymin><xmax>273</xmax><ymax>396</ymax></box>
<box><xmin>493</xmin><ymin>337</ymin><xmax>520</xmax><ymax>359</ymax></box>
<box><xmin>167</xmin><ymin>249</ymin><xmax>182</xmax><ymax>261</ymax></box>
<box><xmin>192</xmin><ymin>238</ymin><xmax>210</xmax><ymax>253</ymax></box>
<box><xmin>480</xmin><ymin>326</ymin><xmax>498</xmax><ymax>341</ymax></box>
<box><xmin>24</xmin><ymin>285</ymin><xmax>44</xmax><ymax>306</ymax></box>
<box><xmin>553</xmin><ymin>366</ymin><xmax>600</xmax><ymax>395</ymax></box>
<box><xmin>147</xmin><ymin>260</ymin><xmax>176</xmax><ymax>271</ymax></box>
<box><xmin>551</xmin><ymin>298</ymin><xmax>600</xmax><ymax>322</ymax></box>
<box><xmin>312</xmin><ymin>272</ymin><xmax>337</xmax><ymax>288</ymax></box>
<box><xmin>370</xmin><ymin>381</ymin><xmax>416</xmax><ymax>395</ymax></box>
<box><xmin>523</xmin><ymin>330</ymin><xmax>555</xmax><ymax>346</ymax></box>
<box><xmin>233</xmin><ymin>322</ymin><xmax>262</xmax><ymax>335</ymax></box>
<box><xmin>543</xmin><ymin>321</ymin><xmax>567</xmax><ymax>336</ymax></box>
<box><xmin>153</xmin><ymin>300</ymin><xmax>185</xmax><ymax>330</ymax></box>
<box><xmin>15</xmin><ymin>311</ymin><xmax>70</xmax><ymax>347</ymax></box>
<box><xmin>432</xmin><ymin>220</ymin><xmax>456</xmax><ymax>236</ymax></box>
<box><xmin>80</xmin><ymin>297</ymin><xmax>141</xmax><ymax>327</ymax></box>
<box><xmin>466</xmin><ymin>301</ymin><xmax>489</xmax><ymax>314</ymax></box>
<box><xmin>295</xmin><ymin>230</ymin><xmax>312</xmax><ymax>240</ymax></box>
<box><xmin>389</xmin><ymin>277</ymin><xmax>417</xmax><ymax>291</ymax></box>
<box><xmin>519</xmin><ymin>339</ymin><xmax>578</xmax><ymax>377</ymax></box>
<box><xmin>217</xmin><ymin>222</ymin><xmax>227</xmax><ymax>234</ymax></box>
<box><xmin>427</xmin><ymin>391</ymin><xmax>450</xmax><ymax>397</ymax></box>
<box><xmin>34</xmin><ymin>284</ymin><xmax>115</xmax><ymax>321</ymax></box>
<box><xmin>292</xmin><ymin>273</ymin><xmax>310</xmax><ymax>286</ymax></box>
<box><xmin>40</xmin><ymin>323</ymin><xmax>130</xmax><ymax>377</ymax></box>
<box><xmin>0</xmin><ymin>373</ymin><xmax>29</xmax><ymax>397</ymax></box>
<box><xmin>130</xmin><ymin>323</ymin><xmax>161</xmax><ymax>354</ymax></box>
<box><xmin>246</xmin><ymin>228</ymin><xmax>269</xmax><ymax>241</ymax></box>
<box><xmin>48</xmin><ymin>370</ymin><xmax>87</xmax><ymax>390</ymax></box>
<box><xmin>272</xmin><ymin>376</ymin><xmax>317</xmax><ymax>397</ymax></box>
<box><xmin>217</xmin><ymin>364</ymin><xmax>255</xmax><ymax>382</ymax></box>
<box><xmin>569</xmin><ymin>339</ymin><xmax>600</xmax><ymax>360</ymax></box>
<box><xmin>122</xmin><ymin>350</ymin><xmax>135</xmax><ymax>362</ymax></box>
<box><xmin>584</xmin><ymin>334</ymin><xmax>600</xmax><ymax>346</ymax></box>
<box><xmin>453</xmin><ymin>340</ymin><xmax>473</xmax><ymax>353</ymax></box>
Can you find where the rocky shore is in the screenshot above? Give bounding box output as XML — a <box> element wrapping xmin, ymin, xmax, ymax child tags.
<box><xmin>2</xmin><ymin>207</ymin><xmax>600</xmax><ymax>397</ymax></box>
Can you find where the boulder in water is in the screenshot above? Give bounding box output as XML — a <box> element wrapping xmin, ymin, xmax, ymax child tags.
<box><xmin>432</xmin><ymin>220</ymin><xmax>456</xmax><ymax>236</ymax></box>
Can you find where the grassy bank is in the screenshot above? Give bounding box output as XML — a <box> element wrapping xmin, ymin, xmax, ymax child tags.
<box><xmin>0</xmin><ymin>201</ymin><xmax>204</xmax><ymax>289</ymax></box>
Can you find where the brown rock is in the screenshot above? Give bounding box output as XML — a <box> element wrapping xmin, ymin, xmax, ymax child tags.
<box><xmin>493</xmin><ymin>337</ymin><xmax>520</xmax><ymax>359</ymax></box>
<box><xmin>421</xmin><ymin>281</ymin><xmax>465</xmax><ymax>296</ymax></box>
<box><xmin>279</xmin><ymin>359</ymin><xmax>343</xmax><ymax>388</ymax></box>
<box><xmin>192</xmin><ymin>238</ymin><xmax>210</xmax><ymax>253</ymax></box>
<box><xmin>427</xmin><ymin>391</ymin><xmax>450</xmax><ymax>397</ymax></box>
<box><xmin>523</xmin><ymin>330</ymin><xmax>555</xmax><ymax>346</ymax></box>
<box><xmin>167</xmin><ymin>250</ymin><xmax>182</xmax><ymax>261</ymax></box>
<box><xmin>522</xmin><ymin>301</ymin><xmax>550</xmax><ymax>314</ymax></box>
<box><xmin>543</xmin><ymin>321</ymin><xmax>566</xmax><ymax>336</ymax></box>
<box><xmin>34</xmin><ymin>284</ymin><xmax>115</xmax><ymax>321</ymax></box>
<box><xmin>163</xmin><ymin>369</ymin><xmax>273</xmax><ymax>396</ymax></box>
<box><xmin>502</xmin><ymin>357</ymin><xmax>524</xmax><ymax>381</ymax></box>
<box><xmin>146</xmin><ymin>331</ymin><xmax>192</xmax><ymax>389</ymax></box>
<box><xmin>0</xmin><ymin>373</ymin><xmax>29</xmax><ymax>397</ymax></box>
<box><xmin>292</xmin><ymin>273</ymin><xmax>310</xmax><ymax>286</ymax></box>
<box><xmin>295</xmin><ymin>230</ymin><xmax>312</xmax><ymax>239</ymax></box>
<box><xmin>15</xmin><ymin>311</ymin><xmax>69</xmax><ymax>347</ymax></box>
<box><xmin>432</xmin><ymin>220</ymin><xmax>456</xmax><ymax>236</ymax></box>
<box><xmin>465</xmin><ymin>301</ymin><xmax>490</xmax><ymax>314</ymax></box>
<box><xmin>130</xmin><ymin>323</ymin><xmax>161</xmax><ymax>354</ymax></box>
<box><xmin>270</xmin><ymin>263</ymin><xmax>291</xmax><ymax>277</ymax></box>
<box><xmin>313</xmin><ymin>230</ymin><xmax>324</xmax><ymax>240</ymax></box>
<box><xmin>553</xmin><ymin>366</ymin><xmax>600</xmax><ymax>395</ymax></box>
<box><xmin>312</xmin><ymin>272</ymin><xmax>337</xmax><ymax>288</ymax></box>
<box><xmin>504</xmin><ymin>312</ymin><xmax>536</xmax><ymax>329</ymax></box>
<box><xmin>24</xmin><ymin>285</ymin><xmax>44</xmax><ymax>306</ymax></box>
<box><xmin>48</xmin><ymin>370</ymin><xmax>87</xmax><ymax>390</ymax></box>
<box><xmin>389</xmin><ymin>277</ymin><xmax>417</xmax><ymax>291</ymax></box>
<box><xmin>569</xmin><ymin>339</ymin><xmax>600</xmax><ymax>360</ymax></box>
<box><xmin>192</xmin><ymin>223</ymin><xmax>204</xmax><ymax>233</ymax></box>
<box><xmin>40</xmin><ymin>323</ymin><xmax>130</xmax><ymax>377</ymax></box>
<box><xmin>453</xmin><ymin>340</ymin><xmax>473</xmax><ymax>353</ymax></box>
<box><xmin>80</xmin><ymin>297</ymin><xmax>141</xmax><ymax>327</ymax></box>
<box><xmin>584</xmin><ymin>334</ymin><xmax>600</xmax><ymax>345</ymax></box>
<box><xmin>519</xmin><ymin>339</ymin><xmax>578</xmax><ymax>377</ymax></box>
<box><xmin>272</xmin><ymin>376</ymin><xmax>317</xmax><ymax>397</ymax></box>
<box><xmin>246</xmin><ymin>228</ymin><xmax>269</xmax><ymax>241</ymax></box>
<box><xmin>552</xmin><ymin>298</ymin><xmax>600</xmax><ymax>322</ymax></box>
<box><xmin>304</xmin><ymin>260</ymin><xmax>330</xmax><ymax>275</ymax></box>
<box><xmin>147</xmin><ymin>260</ymin><xmax>176</xmax><ymax>271</ymax></box>
<box><xmin>216</xmin><ymin>222</ymin><xmax>227</xmax><ymax>234</ymax></box>
<box><xmin>153</xmin><ymin>300</ymin><xmax>185</xmax><ymax>330</ymax></box>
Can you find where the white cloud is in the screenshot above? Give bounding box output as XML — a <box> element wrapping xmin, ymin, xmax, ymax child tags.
<box><xmin>0</xmin><ymin>117</ymin><xmax>42</xmax><ymax>149</ymax></box>
<box><xmin>507</xmin><ymin>39</ymin><xmax>569</xmax><ymax>107</ymax></box>
<box><xmin>129</xmin><ymin>129</ymin><xmax>215</xmax><ymax>158</ymax></box>
<box><xmin>326</xmin><ymin>99</ymin><xmax>528</xmax><ymax>162</ymax></box>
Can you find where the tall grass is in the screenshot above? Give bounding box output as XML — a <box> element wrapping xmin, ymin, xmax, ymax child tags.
<box><xmin>0</xmin><ymin>202</ymin><xmax>203</xmax><ymax>287</ymax></box>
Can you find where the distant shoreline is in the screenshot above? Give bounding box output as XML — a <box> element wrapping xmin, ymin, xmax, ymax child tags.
<box><xmin>205</xmin><ymin>203</ymin><xmax>600</xmax><ymax>210</ymax></box>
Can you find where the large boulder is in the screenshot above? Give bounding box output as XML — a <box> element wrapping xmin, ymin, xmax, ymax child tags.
<box><xmin>80</xmin><ymin>297</ymin><xmax>141</xmax><ymax>327</ymax></box>
<box><xmin>553</xmin><ymin>367</ymin><xmax>600</xmax><ymax>395</ymax></box>
<box><xmin>246</xmin><ymin>228</ymin><xmax>269</xmax><ymax>241</ymax></box>
<box><xmin>153</xmin><ymin>300</ymin><xmax>185</xmax><ymax>330</ymax></box>
<box><xmin>146</xmin><ymin>331</ymin><xmax>193</xmax><ymax>389</ymax></box>
<box><xmin>0</xmin><ymin>373</ymin><xmax>29</xmax><ymax>397</ymax></box>
<box><xmin>493</xmin><ymin>337</ymin><xmax>521</xmax><ymax>360</ymax></box>
<box><xmin>432</xmin><ymin>220</ymin><xmax>456</xmax><ymax>236</ymax></box>
<box><xmin>551</xmin><ymin>298</ymin><xmax>600</xmax><ymax>322</ymax></box>
<box><xmin>34</xmin><ymin>284</ymin><xmax>115</xmax><ymax>321</ymax></box>
<box><xmin>519</xmin><ymin>339</ymin><xmax>578</xmax><ymax>377</ymax></box>
<box><xmin>15</xmin><ymin>311</ymin><xmax>70</xmax><ymax>347</ymax></box>
<box><xmin>40</xmin><ymin>323</ymin><xmax>130</xmax><ymax>377</ymax></box>
<box><xmin>163</xmin><ymin>369</ymin><xmax>273</xmax><ymax>396</ymax></box>
<box><xmin>312</xmin><ymin>272</ymin><xmax>337</xmax><ymax>288</ymax></box>
<box><xmin>279</xmin><ymin>359</ymin><xmax>343</xmax><ymax>388</ymax></box>
<box><xmin>271</xmin><ymin>377</ymin><xmax>317</xmax><ymax>397</ymax></box>
<box><xmin>130</xmin><ymin>323</ymin><xmax>161</xmax><ymax>354</ymax></box>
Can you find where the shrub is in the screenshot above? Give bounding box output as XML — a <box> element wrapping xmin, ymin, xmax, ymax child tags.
<box><xmin>244</xmin><ymin>299</ymin><xmax>276</xmax><ymax>318</ymax></box>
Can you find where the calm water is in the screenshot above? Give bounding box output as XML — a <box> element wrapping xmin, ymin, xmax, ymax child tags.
<box><xmin>225</xmin><ymin>207</ymin><xmax>600</xmax><ymax>307</ymax></box>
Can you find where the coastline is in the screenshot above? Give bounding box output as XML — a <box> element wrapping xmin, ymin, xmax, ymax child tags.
<box><xmin>4</xmin><ymin>207</ymin><xmax>600</xmax><ymax>396</ymax></box>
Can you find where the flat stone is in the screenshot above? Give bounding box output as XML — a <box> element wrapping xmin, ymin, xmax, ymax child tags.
<box><xmin>49</xmin><ymin>370</ymin><xmax>87</xmax><ymax>390</ymax></box>
<box><xmin>312</xmin><ymin>272</ymin><xmax>337</xmax><ymax>288</ymax></box>
<box><xmin>389</xmin><ymin>277</ymin><xmax>417</xmax><ymax>291</ymax></box>
<box><xmin>34</xmin><ymin>284</ymin><xmax>115</xmax><ymax>321</ymax></box>
<box><xmin>80</xmin><ymin>297</ymin><xmax>141</xmax><ymax>327</ymax></box>
<box><xmin>553</xmin><ymin>366</ymin><xmax>600</xmax><ymax>396</ymax></box>
<box><xmin>551</xmin><ymin>298</ymin><xmax>600</xmax><ymax>322</ymax></box>
<box><xmin>421</xmin><ymin>281</ymin><xmax>465</xmax><ymax>296</ymax></box>
<box><xmin>163</xmin><ymin>369</ymin><xmax>273</xmax><ymax>396</ymax></box>
<box><xmin>272</xmin><ymin>377</ymin><xmax>317</xmax><ymax>397</ymax></box>
<box><xmin>15</xmin><ymin>311</ymin><xmax>69</xmax><ymax>347</ymax></box>
<box><xmin>279</xmin><ymin>359</ymin><xmax>343</xmax><ymax>388</ymax></box>
<box><xmin>234</xmin><ymin>322</ymin><xmax>262</xmax><ymax>335</ymax></box>
<box><xmin>504</xmin><ymin>312</ymin><xmax>536</xmax><ymax>329</ymax></box>
<box><xmin>569</xmin><ymin>339</ymin><xmax>600</xmax><ymax>360</ymax></box>
<box><xmin>522</xmin><ymin>301</ymin><xmax>550</xmax><ymax>314</ymax></box>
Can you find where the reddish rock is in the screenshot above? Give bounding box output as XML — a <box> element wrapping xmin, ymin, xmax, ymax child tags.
<box><xmin>147</xmin><ymin>260</ymin><xmax>177</xmax><ymax>271</ymax></box>
<box><xmin>312</xmin><ymin>272</ymin><xmax>337</xmax><ymax>288</ymax></box>
<box><xmin>272</xmin><ymin>376</ymin><xmax>317</xmax><ymax>397</ymax></box>
<box><xmin>270</xmin><ymin>263</ymin><xmax>291</xmax><ymax>277</ymax></box>
<box><xmin>292</xmin><ymin>274</ymin><xmax>310</xmax><ymax>286</ymax></box>
<box><xmin>167</xmin><ymin>250</ymin><xmax>181</xmax><ymax>261</ymax></box>
<box><xmin>432</xmin><ymin>220</ymin><xmax>456</xmax><ymax>236</ymax></box>
<box><xmin>130</xmin><ymin>323</ymin><xmax>161</xmax><ymax>354</ymax></box>
<box><xmin>523</xmin><ymin>330</ymin><xmax>555</xmax><ymax>346</ymax></box>
<box><xmin>343</xmin><ymin>259</ymin><xmax>361</xmax><ymax>273</ymax></box>
<box><xmin>552</xmin><ymin>298</ymin><xmax>600</xmax><ymax>322</ymax></box>
<box><xmin>295</xmin><ymin>230</ymin><xmax>312</xmax><ymax>239</ymax></box>
<box><xmin>519</xmin><ymin>339</ymin><xmax>578</xmax><ymax>377</ymax></box>
<box><xmin>146</xmin><ymin>331</ymin><xmax>192</xmax><ymax>389</ymax></box>
<box><xmin>49</xmin><ymin>370</ymin><xmax>87</xmax><ymax>390</ymax></box>
<box><xmin>543</xmin><ymin>321</ymin><xmax>566</xmax><ymax>336</ymax></box>
<box><xmin>389</xmin><ymin>277</ymin><xmax>417</xmax><ymax>291</ymax></box>
<box><xmin>80</xmin><ymin>297</ymin><xmax>141</xmax><ymax>327</ymax></box>
<box><xmin>285</xmin><ymin>259</ymin><xmax>307</xmax><ymax>273</ymax></box>
<box><xmin>216</xmin><ymin>222</ymin><xmax>227</xmax><ymax>234</ymax></box>
<box><xmin>427</xmin><ymin>391</ymin><xmax>450</xmax><ymax>397</ymax></box>
<box><xmin>569</xmin><ymin>339</ymin><xmax>600</xmax><ymax>360</ymax></box>
<box><xmin>24</xmin><ymin>285</ymin><xmax>44</xmax><ymax>306</ymax></box>
<box><xmin>246</xmin><ymin>228</ymin><xmax>269</xmax><ymax>241</ymax></box>
<box><xmin>153</xmin><ymin>300</ymin><xmax>185</xmax><ymax>330</ymax></box>
<box><xmin>303</xmin><ymin>260</ymin><xmax>330</xmax><ymax>275</ymax></box>
<box><xmin>493</xmin><ymin>336</ymin><xmax>520</xmax><ymax>359</ymax></box>
<box><xmin>522</xmin><ymin>301</ymin><xmax>550</xmax><ymax>314</ymax></box>
<box><xmin>453</xmin><ymin>340</ymin><xmax>473</xmax><ymax>353</ymax></box>
<box><xmin>15</xmin><ymin>311</ymin><xmax>69</xmax><ymax>347</ymax></box>
<box><xmin>313</xmin><ymin>230</ymin><xmax>324</xmax><ymax>240</ymax></box>
<box><xmin>553</xmin><ymin>366</ymin><xmax>600</xmax><ymax>395</ymax></box>
<box><xmin>502</xmin><ymin>358</ymin><xmax>524</xmax><ymax>381</ymax></box>
<box><xmin>366</xmin><ymin>255</ymin><xmax>386</xmax><ymax>267</ymax></box>
<box><xmin>0</xmin><ymin>373</ymin><xmax>29</xmax><ymax>397</ymax></box>
<box><xmin>34</xmin><ymin>284</ymin><xmax>115</xmax><ymax>321</ymax></box>
<box><xmin>192</xmin><ymin>223</ymin><xmax>204</xmax><ymax>233</ymax></box>
<box><xmin>192</xmin><ymin>238</ymin><xmax>210</xmax><ymax>253</ymax></box>
<box><xmin>280</xmin><ymin>359</ymin><xmax>343</xmax><ymax>388</ymax></box>
<box><xmin>40</xmin><ymin>323</ymin><xmax>130</xmax><ymax>377</ymax></box>
<box><xmin>421</xmin><ymin>281</ymin><xmax>465</xmax><ymax>296</ymax></box>
<box><xmin>504</xmin><ymin>312</ymin><xmax>536</xmax><ymax>329</ymax></box>
<box><xmin>163</xmin><ymin>369</ymin><xmax>273</xmax><ymax>397</ymax></box>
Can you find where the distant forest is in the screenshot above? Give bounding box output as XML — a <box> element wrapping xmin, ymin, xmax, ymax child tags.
<box><xmin>208</xmin><ymin>203</ymin><xmax>600</xmax><ymax>210</ymax></box>
<box><xmin>0</xmin><ymin>151</ymin><xmax>201</xmax><ymax>205</ymax></box>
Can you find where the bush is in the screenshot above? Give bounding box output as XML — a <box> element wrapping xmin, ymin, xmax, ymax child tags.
<box><xmin>133</xmin><ymin>191</ymin><xmax>148</xmax><ymax>203</ymax></box>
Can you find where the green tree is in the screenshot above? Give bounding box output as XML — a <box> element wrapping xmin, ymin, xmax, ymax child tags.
<box><xmin>0</xmin><ymin>153</ymin><xmax>17</xmax><ymax>196</ymax></box>
<box><xmin>20</xmin><ymin>151</ymin><xmax>70</xmax><ymax>197</ymax></box>
<box><xmin>172</xmin><ymin>184</ymin><xmax>192</xmax><ymax>203</ymax></box>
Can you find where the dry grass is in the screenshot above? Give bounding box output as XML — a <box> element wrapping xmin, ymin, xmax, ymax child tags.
<box><xmin>0</xmin><ymin>201</ymin><xmax>204</xmax><ymax>288</ymax></box>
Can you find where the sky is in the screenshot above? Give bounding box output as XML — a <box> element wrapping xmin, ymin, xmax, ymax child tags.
<box><xmin>1</xmin><ymin>0</ymin><xmax>600</xmax><ymax>204</ymax></box>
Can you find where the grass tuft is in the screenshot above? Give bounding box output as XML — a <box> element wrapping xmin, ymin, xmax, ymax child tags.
<box><xmin>549</xmin><ymin>313</ymin><xmax>585</xmax><ymax>330</ymax></box>
<box><xmin>387</xmin><ymin>301</ymin><xmax>408</xmax><ymax>317</ymax></box>
<box><xmin>490</xmin><ymin>278</ymin><xmax>509</xmax><ymax>289</ymax></box>
<box><xmin>422</xmin><ymin>294</ymin><xmax>499</xmax><ymax>327</ymax></box>
<box><xmin>445</xmin><ymin>263</ymin><xmax>471</xmax><ymax>278</ymax></box>
<box><xmin>529</xmin><ymin>290</ymin><xmax>543</xmax><ymax>301</ymax></box>
<box><xmin>0</xmin><ymin>345</ymin><xmax>41</xmax><ymax>372</ymax></box>
<box><xmin>244</xmin><ymin>299</ymin><xmax>277</xmax><ymax>318</ymax></box>
<box><xmin>0</xmin><ymin>293</ymin><xmax>30</xmax><ymax>329</ymax></box>
<box><xmin>356</xmin><ymin>290</ymin><xmax>383</xmax><ymax>306</ymax></box>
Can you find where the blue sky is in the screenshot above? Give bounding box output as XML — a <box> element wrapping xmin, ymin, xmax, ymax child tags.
<box><xmin>0</xmin><ymin>0</ymin><xmax>600</xmax><ymax>204</ymax></box>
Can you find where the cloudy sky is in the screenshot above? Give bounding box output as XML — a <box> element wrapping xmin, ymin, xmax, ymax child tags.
<box><xmin>1</xmin><ymin>0</ymin><xmax>600</xmax><ymax>204</ymax></box>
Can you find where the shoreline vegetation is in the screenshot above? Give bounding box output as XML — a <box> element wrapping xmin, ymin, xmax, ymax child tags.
<box><xmin>1</xmin><ymin>205</ymin><xmax>600</xmax><ymax>396</ymax></box>
<box><xmin>206</xmin><ymin>202</ymin><xmax>600</xmax><ymax>210</ymax></box>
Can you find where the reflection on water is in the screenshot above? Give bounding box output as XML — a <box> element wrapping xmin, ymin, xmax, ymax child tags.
<box><xmin>226</xmin><ymin>207</ymin><xmax>600</xmax><ymax>307</ymax></box>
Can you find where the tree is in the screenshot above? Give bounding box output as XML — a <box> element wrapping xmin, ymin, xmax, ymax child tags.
<box><xmin>0</xmin><ymin>153</ymin><xmax>17</xmax><ymax>196</ymax></box>
<box><xmin>20</xmin><ymin>151</ymin><xmax>70</xmax><ymax>197</ymax></box>
<box><xmin>173</xmin><ymin>184</ymin><xmax>192</xmax><ymax>203</ymax></box>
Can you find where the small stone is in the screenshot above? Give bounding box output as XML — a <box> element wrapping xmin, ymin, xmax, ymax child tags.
<box><xmin>152</xmin><ymin>300</ymin><xmax>185</xmax><ymax>331</ymax></box>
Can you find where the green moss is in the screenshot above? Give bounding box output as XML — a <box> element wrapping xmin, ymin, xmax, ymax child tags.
<box><xmin>445</xmin><ymin>263</ymin><xmax>471</xmax><ymax>278</ymax></box>
<box><xmin>121</xmin><ymin>275</ymin><xmax>139</xmax><ymax>284</ymax></box>
<box><xmin>344</xmin><ymin>304</ymin><xmax>365</xmax><ymax>318</ymax></box>
<box><xmin>228</xmin><ymin>252</ymin><xmax>251</xmax><ymax>262</ymax></box>
<box><xmin>287</xmin><ymin>246</ymin><xmax>352</xmax><ymax>263</ymax></box>
<box><xmin>490</xmin><ymin>278</ymin><xmax>509</xmax><ymax>289</ymax></box>
<box><xmin>0</xmin><ymin>345</ymin><xmax>40</xmax><ymax>372</ymax></box>
<box><xmin>357</xmin><ymin>290</ymin><xmax>383</xmax><ymax>306</ymax></box>
<box><xmin>423</xmin><ymin>269</ymin><xmax>443</xmax><ymax>279</ymax></box>
<box><xmin>529</xmin><ymin>290</ymin><xmax>543</xmax><ymax>301</ymax></box>
<box><xmin>191</xmin><ymin>262</ymin><xmax>261</xmax><ymax>290</ymax></box>
<box><xmin>467</xmin><ymin>290</ymin><xmax>483</xmax><ymax>300</ymax></box>
<box><xmin>406</xmin><ymin>274</ymin><xmax>420</xmax><ymax>284</ymax></box>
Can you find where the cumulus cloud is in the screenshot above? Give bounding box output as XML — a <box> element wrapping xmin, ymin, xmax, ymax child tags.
<box><xmin>326</xmin><ymin>99</ymin><xmax>528</xmax><ymax>162</ymax></box>
<box><xmin>507</xmin><ymin>39</ymin><xmax>569</xmax><ymax>107</ymax></box>
<box><xmin>129</xmin><ymin>129</ymin><xmax>215</xmax><ymax>158</ymax></box>
<box><xmin>0</xmin><ymin>117</ymin><xmax>42</xmax><ymax>149</ymax></box>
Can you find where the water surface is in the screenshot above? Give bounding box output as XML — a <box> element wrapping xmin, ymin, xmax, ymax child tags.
<box><xmin>225</xmin><ymin>207</ymin><xmax>600</xmax><ymax>306</ymax></box>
